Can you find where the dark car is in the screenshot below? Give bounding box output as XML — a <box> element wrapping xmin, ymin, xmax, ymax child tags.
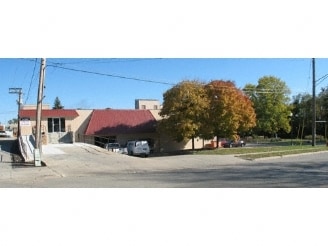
<box><xmin>223</xmin><ymin>140</ymin><xmax>246</xmax><ymax>148</ymax></box>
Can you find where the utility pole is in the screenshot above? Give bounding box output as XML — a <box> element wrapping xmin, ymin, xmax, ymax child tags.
<box><xmin>312</xmin><ymin>58</ymin><xmax>316</xmax><ymax>147</ymax></box>
<box><xmin>9</xmin><ymin>88</ymin><xmax>23</xmax><ymax>138</ymax></box>
<box><xmin>35</xmin><ymin>58</ymin><xmax>46</xmax><ymax>167</ymax></box>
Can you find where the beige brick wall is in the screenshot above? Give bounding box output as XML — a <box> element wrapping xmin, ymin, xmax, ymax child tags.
<box><xmin>21</xmin><ymin>104</ymin><xmax>50</xmax><ymax>110</ymax></box>
<box><xmin>73</xmin><ymin>110</ymin><xmax>93</xmax><ymax>142</ymax></box>
<box><xmin>20</xmin><ymin>109</ymin><xmax>93</xmax><ymax>144</ymax></box>
<box><xmin>158</xmin><ymin>135</ymin><xmax>212</xmax><ymax>152</ymax></box>
<box><xmin>135</xmin><ymin>99</ymin><xmax>161</xmax><ymax>110</ymax></box>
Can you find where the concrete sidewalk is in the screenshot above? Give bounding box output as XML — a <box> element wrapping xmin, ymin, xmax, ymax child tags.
<box><xmin>1</xmin><ymin>142</ymin><xmax>249</xmax><ymax>187</ymax></box>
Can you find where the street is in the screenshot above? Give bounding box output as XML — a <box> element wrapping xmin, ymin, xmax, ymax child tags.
<box><xmin>1</xmin><ymin>142</ymin><xmax>328</xmax><ymax>187</ymax></box>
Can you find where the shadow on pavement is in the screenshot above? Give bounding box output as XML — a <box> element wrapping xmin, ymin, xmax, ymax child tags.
<box><xmin>1</xmin><ymin>138</ymin><xmax>47</xmax><ymax>168</ymax></box>
<box><xmin>11</xmin><ymin>161</ymin><xmax>47</xmax><ymax>168</ymax></box>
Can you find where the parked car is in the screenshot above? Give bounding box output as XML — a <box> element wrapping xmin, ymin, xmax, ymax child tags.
<box><xmin>104</xmin><ymin>142</ymin><xmax>121</xmax><ymax>153</ymax></box>
<box><xmin>0</xmin><ymin>130</ymin><xmax>9</xmax><ymax>138</ymax></box>
<box><xmin>223</xmin><ymin>140</ymin><xmax>246</xmax><ymax>148</ymax></box>
<box><xmin>127</xmin><ymin>140</ymin><xmax>150</xmax><ymax>157</ymax></box>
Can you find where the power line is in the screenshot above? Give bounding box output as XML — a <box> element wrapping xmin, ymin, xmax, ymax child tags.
<box><xmin>48</xmin><ymin>58</ymin><xmax>163</xmax><ymax>65</ymax></box>
<box><xmin>242</xmin><ymin>88</ymin><xmax>290</xmax><ymax>94</ymax></box>
<box><xmin>24</xmin><ymin>58</ymin><xmax>38</xmax><ymax>104</ymax></box>
<box><xmin>306</xmin><ymin>59</ymin><xmax>312</xmax><ymax>91</ymax></box>
<box><xmin>315</xmin><ymin>73</ymin><xmax>328</xmax><ymax>87</ymax></box>
<box><xmin>46</xmin><ymin>64</ymin><xmax>175</xmax><ymax>86</ymax></box>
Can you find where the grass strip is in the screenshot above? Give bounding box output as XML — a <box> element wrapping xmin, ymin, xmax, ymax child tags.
<box><xmin>195</xmin><ymin>145</ymin><xmax>328</xmax><ymax>160</ymax></box>
<box><xmin>237</xmin><ymin>148</ymin><xmax>327</xmax><ymax>160</ymax></box>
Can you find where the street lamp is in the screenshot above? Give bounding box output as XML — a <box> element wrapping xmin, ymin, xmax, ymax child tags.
<box><xmin>9</xmin><ymin>88</ymin><xmax>23</xmax><ymax>138</ymax></box>
<box><xmin>289</xmin><ymin>113</ymin><xmax>293</xmax><ymax>145</ymax></box>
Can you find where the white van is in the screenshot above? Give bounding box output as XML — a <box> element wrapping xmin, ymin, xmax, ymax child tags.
<box><xmin>127</xmin><ymin>140</ymin><xmax>150</xmax><ymax>157</ymax></box>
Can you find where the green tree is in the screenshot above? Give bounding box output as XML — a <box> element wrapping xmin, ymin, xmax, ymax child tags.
<box><xmin>244</xmin><ymin>76</ymin><xmax>291</xmax><ymax>137</ymax></box>
<box><xmin>203</xmin><ymin>80</ymin><xmax>256</xmax><ymax>145</ymax></box>
<box><xmin>53</xmin><ymin>96</ymin><xmax>64</xmax><ymax>109</ymax></box>
<box><xmin>159</xmin><ymin>80</ymin><xmax>210</xmax><ymax>149</ymax></box>
<box><xmin>8</xmin><ymin>118</ymin><xmax>18</xmax><ymax>124</ymax></box>
<box><xmin>317</xmin><ymin>87</ymin><xmax>328</xmax><ymax>139</ymax></box>
<box><xmin>291</xmin><ymin>93</ymin><xmax>312</xmax><ymax>139</ymax></box>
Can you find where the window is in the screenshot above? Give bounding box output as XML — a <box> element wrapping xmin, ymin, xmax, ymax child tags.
<box><xmin>141</xmin><ymin>105</ymin><xmax>146</xmax><ymax>109</ymax></box>
<box><xmin>154</xmin><ymin>105</ymin><xmax>158</xmax><ymax>110</ymax></box>
<box><xmin>48</xmin><ymin>118</ymin><xmax>66</xmax><ymax>133</ymax></box>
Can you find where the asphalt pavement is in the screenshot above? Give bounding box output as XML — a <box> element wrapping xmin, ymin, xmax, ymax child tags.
<box><xmin>1</xmin><ymin>141</ymin><xmax>328</xmax><ymax>187</ymax></box>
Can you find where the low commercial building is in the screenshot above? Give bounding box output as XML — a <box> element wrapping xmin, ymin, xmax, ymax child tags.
<box><xmin>19</xmin><ymin>104</ymin><xmax>212</xmax><ymax>153</ymax></box>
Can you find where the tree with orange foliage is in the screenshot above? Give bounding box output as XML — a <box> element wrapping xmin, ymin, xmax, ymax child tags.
<box><xmin>202</xmin><ymin>80</ymin><xmax>256</xmax><ymax>146</ymax></box>
<box><xmin>159</xmin><ymin>80</ymin><xmax>210</xmax><ymax>150</ymax></box>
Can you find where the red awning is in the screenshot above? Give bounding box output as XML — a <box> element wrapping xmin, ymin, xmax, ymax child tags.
<box><xmin>20</xmin><ymin>109</ymin><xmax>79</xmax><ymax>119</ymax></box>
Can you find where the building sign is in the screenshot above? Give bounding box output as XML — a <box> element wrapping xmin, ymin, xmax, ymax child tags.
<box><xmin>20</xmin><ymin>117</ymin><xmax>31</xmax><ymax>126</ymax></box>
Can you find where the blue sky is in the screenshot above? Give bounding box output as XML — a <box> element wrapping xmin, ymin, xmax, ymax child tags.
<box><xmin>1</xmin><ymin>58</ymin><xmax>328</xmax><ymax>124</ymax></box>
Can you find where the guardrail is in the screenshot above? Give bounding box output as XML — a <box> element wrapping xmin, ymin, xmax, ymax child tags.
<box><xmin>26</xmin><ymin>135</ymin><xmax>35</xmax><ymax>156</ymax></box>
<box><xmin>18</xmin><ymin>136</ymin><xmax>28</xmax><ymax>162</ymax></box>
<box><xmin>18</xmin><ymin>135</ymin><xmax>36</xmax><ymax>162</ymax></box>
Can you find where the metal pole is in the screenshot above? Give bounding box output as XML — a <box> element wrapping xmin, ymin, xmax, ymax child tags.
<box><xmin>17</xmin><ymin>90</ymin><xmax>22</xmax><ymax>137</ymax></box>
<box><xmin>289</xmin><ymin>113</ymin><xmax>293</xmax><ymax>145</ymax></box>
<box><xmin>9</xmin><ymin>88</ymin><xmax>22</xmax><ymax>138</ymax></box>
<box><xmin>312</xmin><ymin>58</ymin><xmax>316</xmax><ymax>146</ymax></box>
